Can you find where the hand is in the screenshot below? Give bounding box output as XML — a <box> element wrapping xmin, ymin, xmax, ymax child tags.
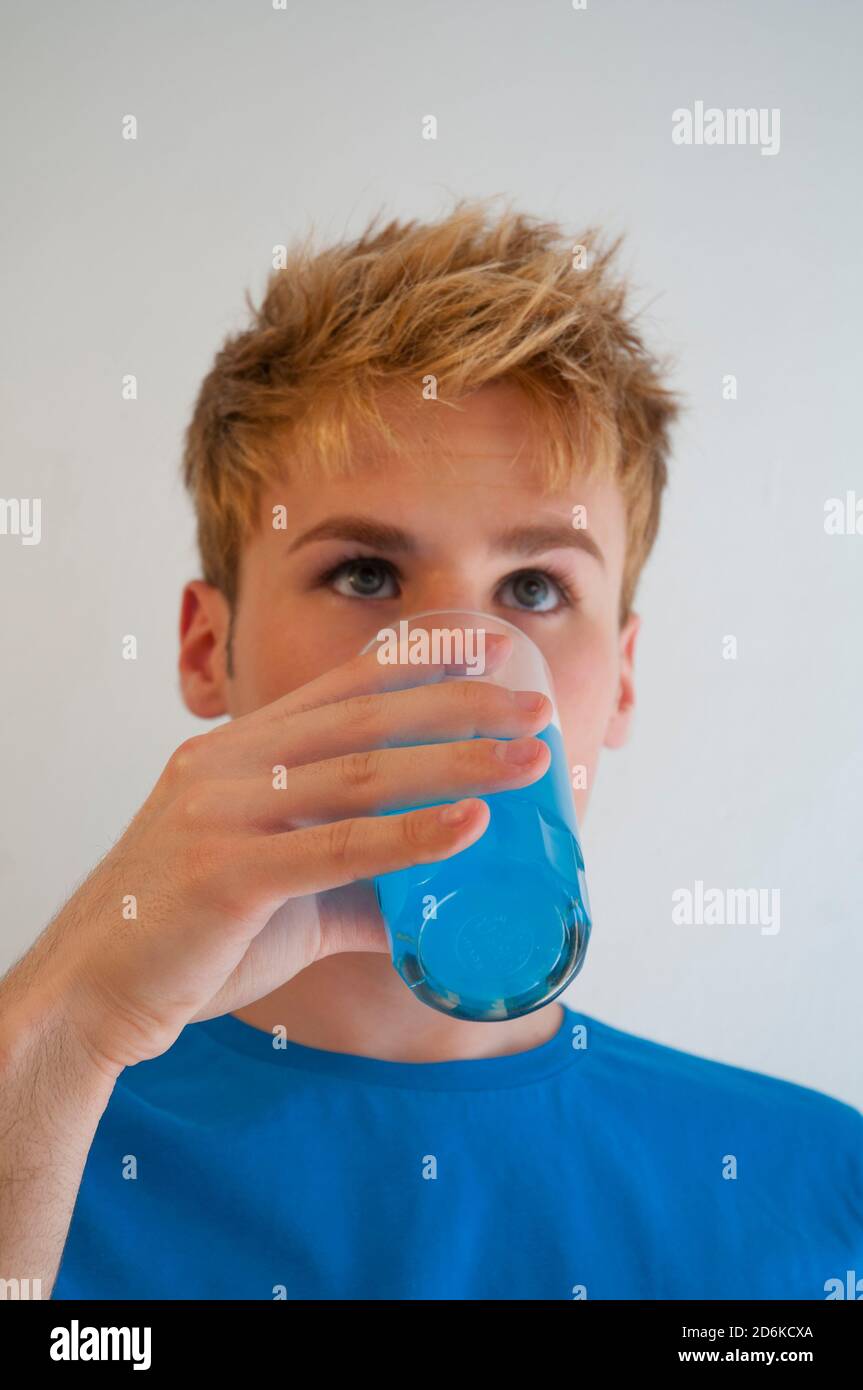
<box><xmin>32</xmin><ymin>632</ymin><xmax>551</xmax><ymax>1077</ymax></box>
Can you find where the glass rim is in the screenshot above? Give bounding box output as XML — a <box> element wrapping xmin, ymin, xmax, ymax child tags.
<box><xmin>358</xmin><ymin>607</ymin><xmax>558</xmax><ymax>701</ymax></box>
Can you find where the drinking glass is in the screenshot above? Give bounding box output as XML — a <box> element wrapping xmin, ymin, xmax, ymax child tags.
<box><xmin>361</xmin><ymin>610</ymin><xmax>591</xmax><ymax>1021</ymax></box>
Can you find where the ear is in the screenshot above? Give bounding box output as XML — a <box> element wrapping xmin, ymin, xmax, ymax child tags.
<box><xmin>603</xmin><ymin>610</ymin><xmax>640</xmax><ymax>750</ymax></box>
<box><xmin>178</xmin><ymin>580</ymin><xmax>231</xmax><ymax>719</ymax></box>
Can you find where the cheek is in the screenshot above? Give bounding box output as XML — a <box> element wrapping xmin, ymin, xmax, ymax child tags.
<box><xmin>228</xmin><ymin>601</ymin><xmax>337</xmax><ymax>713</ymax></box>
<box><xmin>548</xmin><ymin>627</ymin><xmax>619</xmax><ymax>801</ymax></box>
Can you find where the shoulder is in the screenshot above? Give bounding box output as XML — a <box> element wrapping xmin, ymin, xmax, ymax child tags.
<box><xmin>566</xmin><ymin>1007</ymin><xmax>863</xmax><ymax>1154</ymax></box>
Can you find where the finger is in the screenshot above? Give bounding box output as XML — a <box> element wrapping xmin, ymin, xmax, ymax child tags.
<box><xmin>240</xmin><ymin>797</ymin><xmax>493</xmax><ymax>906</ymax></box>
<box><xmin>226</xmin><ymin>676</ymin><xmax>552</xmax><ymax>777</ymax></box>
<box><xmin>178</xmin><ymin>734</ymin><xmax>551</xmax><ymax>831</ymax></box>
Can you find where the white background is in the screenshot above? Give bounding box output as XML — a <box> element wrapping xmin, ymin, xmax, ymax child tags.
<box><xmin>1</xmin><ymin>0</ymin><xmax>860</xmax><ymax>1105</ymax></box>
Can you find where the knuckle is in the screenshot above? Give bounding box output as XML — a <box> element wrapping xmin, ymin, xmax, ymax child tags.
<box><xmin>459</xmin><ymin>677</ymin><xmax>504</xmax><ymax>724</ymax></box>
<box><xmin>275</xmin><ymin>690</ymin><xmax>316</xmax><ymax>721</ymax></box>
<box><xmin>340</xmin><ymin>748</ymin><xmax>381</xmax><ymax>792</ymax></box>
<box><xmin>401</xmin><ymin>809</ymin><xmax>431</xmax><ymax>854</ymax></box>
<box><xmin>472</xmin><ymin>736</ymin><xmax>501</xmax><ymax>769</ymax></box>
<box><xmin>345</xmin><ymin>691</ymin><xmax>382</xmax><ymax>729</ymax></box>
<box><xmin>170</xmin><ymin>786</ymin><xmax>211</xmax><ymax>828</ymax></box>
<box><xmin>164</xmin><ymin>734</ymin><xmax>206</xmax><ymax>786</ymax></box>
<box><xmin>326</xmin><ymin>817</ymin><xmax>360</xmax><ymax>867</ymax></box>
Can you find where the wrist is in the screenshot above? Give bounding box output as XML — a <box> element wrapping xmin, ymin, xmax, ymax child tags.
<box><xmin>0</xmin><ymin>974</ymin><xmax>122</xmax><ymax>1099</ymax></box>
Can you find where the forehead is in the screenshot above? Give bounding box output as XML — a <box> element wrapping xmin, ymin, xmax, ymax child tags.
<box><xmin>254</xmin><ymin>381</ymin><xmax>627</xmax><ymax>570</ymax></box>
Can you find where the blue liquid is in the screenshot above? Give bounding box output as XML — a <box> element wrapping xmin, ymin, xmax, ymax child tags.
<box><xmin>373</xmin><ymin>724</ymin><xmax>592</xmax><ymax>1021</ymax></box>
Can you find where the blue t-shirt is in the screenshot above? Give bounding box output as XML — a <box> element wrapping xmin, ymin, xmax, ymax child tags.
<box><xmin>52</xmin><ymin>1004</ymin><xmax>863</xmax><ymax>1300</ymax></box>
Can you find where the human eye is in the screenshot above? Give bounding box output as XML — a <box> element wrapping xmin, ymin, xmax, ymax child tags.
<box><xmin>496</xmin><ymin>566</ymin><xmax>575</xmax><ymax>614</ymax></box>
<box><xmin>318</xmin><ymin>555</ymin><xmax>401</xmax><ymax>600</ymax></box>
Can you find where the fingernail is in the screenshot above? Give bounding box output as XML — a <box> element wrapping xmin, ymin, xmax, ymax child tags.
<box><xmin>495</xmin><ymin>737</ymin><xmax>541</xmax><ymax>766</ymax></box>
<box><xmin>513</xmin><ymin>690</ymin><xmax>547</xmax><ymax>712</ymax></box>
<box><xmin>438</xmin><ymin>801</ymin><xmax>474</xmax><ymax>825</ymax></box>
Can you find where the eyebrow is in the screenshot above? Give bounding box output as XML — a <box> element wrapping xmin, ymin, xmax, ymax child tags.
<box><xmin>286</xmin><ymin>515</ymin><xmax>604</xmax><ymax>567</ymax></box>
<box><xmin>494</xmin><ymin>522</ymin><xmax>605</xmax><ymax>568</ymax></box>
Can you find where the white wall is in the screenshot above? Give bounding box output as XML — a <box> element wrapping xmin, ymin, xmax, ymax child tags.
<box><xmin>1</xmin><ymin>0</ymin><xmax>860</xmax><ymax>1104</ymax></box>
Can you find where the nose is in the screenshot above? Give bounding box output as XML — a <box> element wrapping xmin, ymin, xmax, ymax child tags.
<box><xmin>399</xmin><ymin>571</ymin><xmax>487</xmax><ymax>618</ymax></box>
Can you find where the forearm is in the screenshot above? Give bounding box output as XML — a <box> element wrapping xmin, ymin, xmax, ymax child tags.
<box><xmin>0</xmin><ymin>975</ymin><xmax>119</xmax><ymax>1299</ymax></box>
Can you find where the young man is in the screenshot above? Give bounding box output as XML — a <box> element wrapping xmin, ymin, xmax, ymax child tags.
<box><xmin>1</xmin><ymin>202</ymin><xmax>860</xmax><ymax>1301</ymax></box>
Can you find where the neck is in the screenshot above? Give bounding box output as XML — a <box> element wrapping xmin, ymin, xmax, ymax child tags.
<box><xmin>232</xmin><ymin>953</ymin><xmax>565</xmax><ymax>1063</ymax></box>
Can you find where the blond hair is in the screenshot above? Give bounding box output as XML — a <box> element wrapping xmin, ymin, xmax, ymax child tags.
<box><xmin>182</xmin><ymin>197</ymin><xmax>681</xmax><ymax>619</ymax></box>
